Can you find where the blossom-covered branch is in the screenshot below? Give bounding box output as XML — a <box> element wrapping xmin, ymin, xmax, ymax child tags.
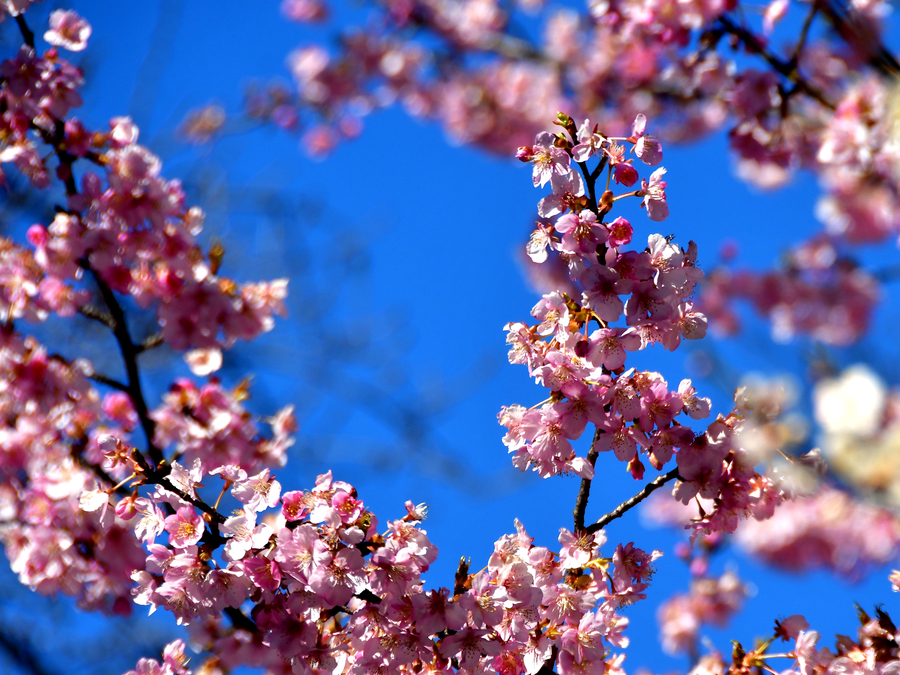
<box><xmin>586</xmin><ymin>468</ymin><xmax>680</xmax><ymax>535</ymax></box>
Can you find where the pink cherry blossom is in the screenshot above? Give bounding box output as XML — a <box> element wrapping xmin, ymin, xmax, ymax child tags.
<box><xmin>632</xmin><ymin>114</ymin><xmax>663</xmax><ymax>166</ymax></box>
<box><xmin>44</xmin><ymin>10</ymin><xmax>91</xmax><ymax>51</ymax></box>
<box><xmin>164</xmin><ymin>507</ymin><xmax>204</xmax><ymax>549</ymax></box>
<box><xmin>641</xmin><ymin>168</ymin><xmax>669</xmax><ymax>221</ymax></box>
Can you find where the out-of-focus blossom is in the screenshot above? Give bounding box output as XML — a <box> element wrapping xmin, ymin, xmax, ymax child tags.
<box><xmin>44</xmin><ymin>10</ymin><xmax>91</xmax><ymax>51</ymax></box>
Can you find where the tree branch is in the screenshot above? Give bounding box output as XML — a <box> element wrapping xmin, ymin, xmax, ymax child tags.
<box><xmin>89</xmin><ymin>270</ymin><xmax>165</xmax><ymax>467</ymax></box>
<box><xmin>572</xmin><ymin>428</ymin><xmax>602</xmax><ymax>533</ymax></box>
<box><xmin>136</xmin><ymin>333</ymin><xmax>164</xmax><ymax>354</ymax></box>
<box><xmin>224</xmin><ymin>607</ymin><xmax>259</xmax><ymax>634</ymax></box>
<box><xmin>87</xmin><ymin>372</ymin><xmax>129</xmax><ymax>392</ymax></box>
<box><xmin>718</xmin><ymin>15</ymin><xmax>835</xmax><ymax>111</ymax></box>
<box><xmin>818</xmin><ymin>0</ymin><xmax>900</xmax><ymax>79</ymax></box>
<box><xmin>14</xmin><ymin>15</ymin><xmax>34</xmax><ymax>50</ymax></box>
<box><xmin>788</xmin><ymin>0</ymin><xmax>820</xmax><ymax>70</ymax></box>
<box><xmin>77</xmin><ymin>304</ymin><xmax>116</xmax><ymax>330</ymax></box>
<box><xmin>585</xmin><ymin>468</ymin><xmax>680</xmax><ymax>534</ymax></box>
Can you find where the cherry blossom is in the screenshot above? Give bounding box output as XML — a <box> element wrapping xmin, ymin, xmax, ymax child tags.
<box><xmin>43</xmin><ymin>9</ymin><xmax>91</xmax><ymax>51</ymax></box>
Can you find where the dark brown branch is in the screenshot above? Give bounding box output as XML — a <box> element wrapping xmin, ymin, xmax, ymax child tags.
<box><xmin>577</xmin><ymin>161</ymin><xmax>599</xmax><ymax>217</ymax></box>
<box><xmin>130</xmin><ymin>450</ymin><xmax>227</xmax><ymax>528</ymax></box>
<box><xmin>52</xmin><ymin>121</ymin><xmax>79</xmax><ymax>196</ymax></box>
<box><xmin>788</xmin><ymin>0</ymin><xmax>820</xmax><ymax>69</ymax></box>
<box><xmin>818</xmin><ymin>0</ymin><xmax>900</xmax><ymax>78</ymax></box>
<box><xmin>78</xmin><ymin>274</ymin><xmax>228</xmax><ymax>543</ymax></box>
<box><xmin>452</xmin><ymin>556</ymin><xmax>470</xmax><ymax>596</ymax></box>
<box><xmin>90</xmin><ymin>270</ymin><xmax>164</xmax><ymax>467</ymax></box>
<box><xmin>224</xmin><ymin>607</ymin><xmax>259</xmax><ymax>634</ymax></box>
<box><xmin>535</xmin><ymin>646</ymin><xmax>559</xmax><ymax>675</ymax></box>
<box><xmin>585</xmin><ymin>468</ymin><xmax>680</xmax><ymax>535</ymax></box>
<box><xmin>572</xmin><ymin>428</ymin><xmax>602</xmax><ymax>533</ymax></box>
<box><xmin>14</xmin><ymin>15</ymin><xmax>34</xmax><ymax>49</ymax></box>
<box><xmin>122</xmin><ymin>446</ymin><xmax>227</xmax><ymax>546</ymax></box>
<box><xmin>718</xmin><ymin>15</ymin><xmax>835</xmax><ymax>111</ymax></box>
<box><xmin>158</xmin><ymin>474</ymin><xmax>227</xmax><ymax>528</ymax></box>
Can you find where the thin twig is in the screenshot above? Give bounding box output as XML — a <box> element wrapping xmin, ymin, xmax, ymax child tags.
<box><xmin>48</xmin><ymin>350</ymin><xmax>129</xmax><ymax>392</ymax></box>
<box><xmin>69</xmin><ymin>438</ymin><xmax>128</xmax><ymax>497</ymax></box>
<box><xmin>789</xmin><ymin>0</ymin><xmax>820</xmax><ymax>69</ymax></box>
<box><xmin>585</xmin><ymin>467</ymin><xmax>680</xmax><ymax>534</ymax></box>
<box><xmin>128</xmin><ymin>446</ymin><xmax>227</xmax><ymax>530</ymax></box>
<box><xmin>78</xmin><ymin>304</ymin><xmax>116</xmax><ymax>330</ymax></box>
<box><xmin>718</xmin><ymin>15</ymin><xmax>835</xmax><ymax>111</ymax></box>
<box><xmin>86</xmin><ymin>372</ymin><xmax>129</xmax><ymax>392</ymax></box>
<box><xmin>136</xmin><ymin>333</ymin><xmax>164</xmax><ymax>354</ymax></box>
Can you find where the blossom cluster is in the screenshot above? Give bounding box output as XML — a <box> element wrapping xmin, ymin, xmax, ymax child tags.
<box><xmin>254</xmin><ymin>0</ymin><xmax>900</xmax><ymax>251</ymax></box>
<box><xmin>0</xmin><ymin>14</ymin><xmax>288</xmax><ymax>351</ymax></box>
<box><xmin>0</xmin><ymin>9</ymin><xmax>301</xmax><ymax>630</ymax></box>
<box><xmin>124</xmin><ymin>640</ymin><xmax>191</xmax><ymax>675</ymax></box>
<box><xmin>238</xmin><ymin>0</ymin><xmax>900</xmax><ymax>352</ymax></box>
<box><xmin>688</xmin><ymin>607</ymin><xmax>900</xmax><ymax>675</ymax></box>
<box><xmin>735</xmin><ymin>486</ymin><xmax>900</xmax><ymax>577</ymax></box>
<box><xmin>96</xmin><ymin>462</ymin><xmax>656</xmax><ymax>675</ymax></box>
<box><xmin>701</xmin><ymin>236</ymin><xmax>879</xmax><ymax>346</ymax></box>
<box><xmin>0</xmin><ymin>324</ymin><xmax>300</xmax><ymax>616</ymax></box>
<box><xmin>0</xmin><ymin>45</ymin><xmax>698</xmax><ymax>672</ymax></box>
<box><xmin>657</xmin><ymin>570</ymin><xmax>747</xmax><ymax>655</ymax></box>
<box><xmin>645</xmin><ymin>480</ymin><xmax>900</xmax><ymax>580</ymax></box>
<box><xmin>0</xmin><ymin>331</ymin><xmax>144</xmax><ymax>613</ymax></box>
<box><xmin>642</xmin><ymin>368</ymin><xmax>900</xmax><ymax>582</ymax></box>
<box><xmin>501</xmin><ymin>116</ymin><xmax>785</xmax><ymax>541</ymax></box>
<box><xmin>150</xmin><ymin>378</ymin><xmax>296</xmax><ymax>473</ymax></box>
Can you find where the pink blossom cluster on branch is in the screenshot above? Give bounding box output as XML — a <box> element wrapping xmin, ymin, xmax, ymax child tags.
<box><xmin>700</xmin><ymin>235</ymin><xmax>879</xmax><ymax>345</ymax></box>
<box><xmin>0</xmin><ymin>20</ymin><xmax>287</xmax><ymax>351</ymax></box>
<box><xmin>0</xmin><ymin>331</ymin><xmax>145</xmax><ymax>613</ymax></box>
<box><xmin>642</xmin><ymin>370</ymin><xmax>900</xmax><ymax>578</ymax></box>
<box><xmin>213</xmin><ymin>0</ymin><xmax>900</xmax><ymax>347</ymax></box>
<box><xmin>501</xmin><ymin>114</ymin><xmax>783</xmax><ymax>542</ymax></box>
<box><xmin>735</xmin><ymin>485</ymin><xmax>900</xmax><ymax>576</ymax></box>
<box><xmin>0</xmin><ymin>8</ymin><xmax>673</xmax><ymax>674</ymax></box>
<box><xmin>657</xmin><ymin>570</ymin><xmax>746</xmax><ymax>656</ymax></box>
<box><xmin>644</xmin><ymin>483</ymin><xmax>900</xmax><ymax>578</ymax></box>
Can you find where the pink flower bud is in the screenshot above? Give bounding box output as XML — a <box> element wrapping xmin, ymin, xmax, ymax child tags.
<box><xmin>26</xmin><ymin>224</ymin><xmax>47</xmax><ymax>248</ymax></box>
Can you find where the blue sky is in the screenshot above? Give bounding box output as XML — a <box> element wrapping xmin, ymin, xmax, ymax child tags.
<box><xmin>2</xmin><ymin>2</ymin><xmax>900</xmax><ymax>674</ymax></box>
